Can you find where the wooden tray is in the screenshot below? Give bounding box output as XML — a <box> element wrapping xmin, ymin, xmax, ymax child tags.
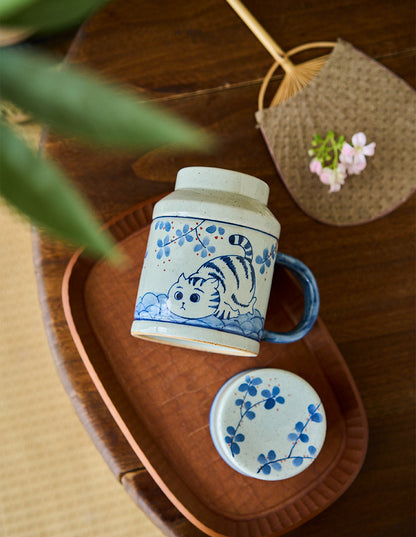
<box><xmin>62</xmin><ymin>197</ymin><xmax>368</xmax><ymax>537</ymax></box>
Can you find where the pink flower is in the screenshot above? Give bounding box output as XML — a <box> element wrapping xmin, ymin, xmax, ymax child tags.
<box><xmin>309</xmin><ymin>158</ymin><xmax>322</xmax><ymax>175</ymax></box>
<box><xmin>340</xmin><ymin>153</ymin><xmax>366</xmax><ymax>175</ymax></box>
<box><xmin>319</xmin><ymin>164</ymin><xmax>346</xmax><ymax>193</ymax></box>
<box><xmin>341</xmin><ymin>132</ymin><xmax>376</xmax><ymax>175</ymax></box>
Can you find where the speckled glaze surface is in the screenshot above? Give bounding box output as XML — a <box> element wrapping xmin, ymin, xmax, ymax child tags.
<box><xmin>131</xmin><ymin>167</ymin><xmax>319</xmax><ymax>356</ymax></box>
<box><xmin>210</xmin><ymin>368</ymin><xmax>327</xmax><ymax>481</ymax></box>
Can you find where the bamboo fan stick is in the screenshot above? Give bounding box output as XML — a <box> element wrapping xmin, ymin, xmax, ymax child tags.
<box><xmin>225</xmin><ymin>0</ymin><xmax>296</xmax><ymax>74</ymax></box>
<box><xmin>225</xmin><ymin>0</ymin><xmax>335</xmax><ymax>107</ymax></box>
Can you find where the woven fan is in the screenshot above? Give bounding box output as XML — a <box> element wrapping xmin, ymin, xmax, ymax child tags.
<box><xmin>227</xmin><ymin>0</ymin><xmax>416</xmax><ymax>226</ymax></box>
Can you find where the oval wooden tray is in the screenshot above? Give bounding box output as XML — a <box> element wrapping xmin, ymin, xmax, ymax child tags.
<box><xmin>62</xmin><ymin>197</ymin><xmax>368</xmax><ymax>537</ymax></box>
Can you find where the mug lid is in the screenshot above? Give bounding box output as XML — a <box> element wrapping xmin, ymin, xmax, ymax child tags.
<box><xmin>176</xmin><ymin>167</ymin><xmax>270</xmax><ymax>205</ymax></box>
<box><xmin>209</xmin><ymin>368</ymin><xmax>326</xmax><ymax>481</ymax></box>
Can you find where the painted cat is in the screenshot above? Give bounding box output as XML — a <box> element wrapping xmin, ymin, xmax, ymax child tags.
<box><xmin>168</xmin><ymin>234</ymin><xmax>257</xmax><ymax>320</ymax></box>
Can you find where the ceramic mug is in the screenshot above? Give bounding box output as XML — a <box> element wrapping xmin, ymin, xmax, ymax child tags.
<box><xmin>131</xmin><ymin>167</ymin><xmax>319</xmax><ymax>357</ymax></box>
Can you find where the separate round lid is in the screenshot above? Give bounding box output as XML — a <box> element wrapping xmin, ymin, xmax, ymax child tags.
<box><xmin>209</xmin><ymin>368</ymin><xmax>326</xmax><ymax>481</ymax></box>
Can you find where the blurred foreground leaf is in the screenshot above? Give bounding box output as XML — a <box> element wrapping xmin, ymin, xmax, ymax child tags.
<box><xmin>0</xmin><ymin>122</ymin><xmax>119</xmax><ymax>260</ymax></box>
<box><xmin>0</xmin><ymin>47</ymin><xmax>213</xmax><ymax>150</ymax></box>
<box><xmin>0</xmin><ymin>0</ymin><xmax>35</xmax><ymax>20</ymax></box>
<box><xmin>0</xmin><ymin>0</ymin><xmax>109</xmax><ymax>33</ymax></box>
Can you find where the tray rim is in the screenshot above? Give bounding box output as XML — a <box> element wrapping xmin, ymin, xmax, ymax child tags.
<box><xmin>62</xmin><ymin>197</ymin><xmax>369</xmax><ymax>537</ymax></box>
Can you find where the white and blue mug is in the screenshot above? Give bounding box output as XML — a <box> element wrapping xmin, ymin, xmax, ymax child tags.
<box><xmin>131</xmin><ymin>167</ymin><xmax>319</xmax><ymax>357</ymax></box>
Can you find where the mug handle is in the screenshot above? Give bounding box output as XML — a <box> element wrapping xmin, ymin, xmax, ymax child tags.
<box><xmin>262</xmin><ymin>252</ymin><xmax>320</xmax><ymax>343</ymax></box>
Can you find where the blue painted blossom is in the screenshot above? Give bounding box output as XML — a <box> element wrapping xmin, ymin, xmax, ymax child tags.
<box><xmin>255</xmin><ymin>244</ymin><xmax>276</xmax><ymax>274</ymax></box>
<box><xmin>224</xmin><ymin>377</ymin><xmax>287</xmax><ymax>458</ymax></box>
<box><xmin>238</xmin><ymin>375</ymin><xmax>262</xmax><ymax>397</ymax></box>
<box><xmin>156</xmin><ymin>235</ymin><xmax>170</xmax><ymax>258</ymax></box>
<box><xmin>257</xmin><ymin>450</ymin><xmax>282</xmax><ymax>474</ymax></box>
<box><xmin>261</xmin><ymin>386</ymin><xmax>285</xmax><ymax>409</ymax></box>
<box><xmin>155</xmin><ymin>219</ymin><xmax>171</xmax><ymax>232</ymax></box>
<box><xmin>205</xmin><ymin>225</ymin><xmax>225</xmax><ymax>235</ymax></box>
<box><xmin>256</xmin><ymin>402</ymin><xmax>323</xmax><ymax>475</ymax></box>
<box><xmin>194</xmin><ymin>236</ymin><xmax>215</xmax><ymax>257</ymax></box>
<box><xmin>288</xmin><ymin>421</ymin><xmax>309</xmax><ymax>443</ymax></box>
<box><xmin>174</xmin><ymin>224</ymin><xmax>194</xmax><ymax>246</ymax></box>
<box><xmin>287</xmin><ymin>404</ymin><xmax>323</xmax><ymax>443</ymax></box>
<box><xmin>224</xmin><ymin>426</ymin><xmax>245</xmax><ymax>456</ymax></box>
<box><xmin>308</xmin><ymin>403</ymin><xmax>323</xmax><ymax>422</ymax></box>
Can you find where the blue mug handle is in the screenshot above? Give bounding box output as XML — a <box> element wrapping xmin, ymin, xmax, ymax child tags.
<box><xmin>262</xmin><ymin>252</ymin><xmax>320</xmax><ymax>343</ymax></box>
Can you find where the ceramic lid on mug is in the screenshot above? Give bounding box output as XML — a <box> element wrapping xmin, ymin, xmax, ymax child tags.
<box><xmin>209</xmin><ymin>368</ymin><xmax>326</xmax><ymax>481</ymax></box>
<box><xmin>175</xmin><ymin>167</ymin><xmax>270</xmax><ymax>205</ymax></box>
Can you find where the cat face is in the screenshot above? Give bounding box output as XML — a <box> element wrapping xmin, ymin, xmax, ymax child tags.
<box><xmin>168</xmin><ymin>274</ymin><xmax>219</xmax><ymax>319</ymax></box>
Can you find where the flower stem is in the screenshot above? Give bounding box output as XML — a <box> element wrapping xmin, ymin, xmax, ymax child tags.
<box><xmin>257</xmin><ymin>455</ymin><xmax>315</xmax><ymax>474</ymax></box>
<box><xmin>310</xmin><ymin>131</ymin><xmax>345</xmax><ymax>171</ymax></box>
<box><xmin>288</xmin><ymin>403</ymin><xmax>321</xmax><ymax>458</ymax></box>
<box><xmin>161</xmin><ymin>220</ymin><xmax>205</xmax><ymax>247</ymax></box>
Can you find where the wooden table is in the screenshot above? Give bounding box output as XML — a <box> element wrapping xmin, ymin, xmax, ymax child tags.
<box><xmin>34</xmin><ymin>1</ymin><xmax>415</xmax><ymax>535</ymax></box>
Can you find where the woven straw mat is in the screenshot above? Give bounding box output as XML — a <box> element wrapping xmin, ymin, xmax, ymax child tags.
<box><xmin>0</xmin><ymin>201</ymin><xmax>164</xmax><ymax>537</ymax></box>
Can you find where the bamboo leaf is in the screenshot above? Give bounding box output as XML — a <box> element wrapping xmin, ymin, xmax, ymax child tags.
<box><xmin>0</xmin><ymin>0</ymin><xmax>109</xmax><ymax>33</ymax></box>
<box><xmin>0</xmin><ymin>47</ymin><xmax>213</xmax><ymax>150</ymax></box>
<box><xmin>0</xmin><ymin>122</ymin><xmax>118</xmax><ymax>260</ymax></box>
<box><xmin>0</xmin><ymin>0</ymin><xmax>36</xmax><ymax>20</ymax></box>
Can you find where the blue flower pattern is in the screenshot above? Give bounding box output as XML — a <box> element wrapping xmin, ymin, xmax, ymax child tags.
<box><xmin>154</xmin><ymin>219</ymin><xmax>227</xmax><ymax>259</ymax></box>
<box><xmin>224</xmin><ymin>376</ymin><xmax>285</xmax><ymax>457</ymax></box>
<box><xmin>193</xmin><ymin>236</ymin><xmax>215</xmax><ymax>257</ymax></box>
<box><xmin>154</xmin><ymin>220</ymin><xmax>195</xmax><ymax>258</ymax></box>
<box><xmin>173</xmin><ymin>224</ymin><xmax>194</xmax><ymax>246</ymax></box>
<box><xmin>257</xmin><ymin>403</ymin><xmax>324</xmax><ymax>475</ymax></box>
<box><xmin>156</xmin><ymin>235</ymin><xmax>170</xmax><ymax>259</ymax></box>
<box><xmin>255</xmin><ymin>244</ymin><xmax>277</xmax><ymax>274</ymax></box>
<box><xmin>225</xmin><ymin>427</ymin><xmax>245</xmax><ymax>456</ymax></box>
<box><xmin>223</xmin><ymin>375</ymin><xmax>324</xmax><ymax>472</ymax></box>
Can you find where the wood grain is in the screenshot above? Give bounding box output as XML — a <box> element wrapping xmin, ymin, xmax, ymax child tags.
<box><xmin>33</xmin><ymin>0</ymin><xmax>416</xmax><ymax>535</ymax></box>
<box><xmin>61</xmin><ymin>200</ymin><xmax>367</xmax><ymax>536</ymax></box>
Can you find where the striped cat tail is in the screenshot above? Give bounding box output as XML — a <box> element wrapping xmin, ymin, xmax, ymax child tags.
<box><xmin>229</xmin><ymin>234</ymin><xmax>253</xmax><ymax>261</ymax></box>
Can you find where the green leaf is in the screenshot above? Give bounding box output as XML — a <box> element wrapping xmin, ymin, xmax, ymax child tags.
<box><xmin>0</xmin><ymin>0</ymin><xmax>109</xmax><ymax>33</ymax></box>
<box><xmin>0</xmin><ymin>122</ymin><xmax>118</xmax><ymax>260</ymax></box>
<box><xmin>0</xmin><ymin>0</ymin><xmax>37</xmax><ymax>20</ymax></box>
<box><xmin>0</xmin><ymin>47</ymin><xmax>213</xmax><ymax>151</ymax></box>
